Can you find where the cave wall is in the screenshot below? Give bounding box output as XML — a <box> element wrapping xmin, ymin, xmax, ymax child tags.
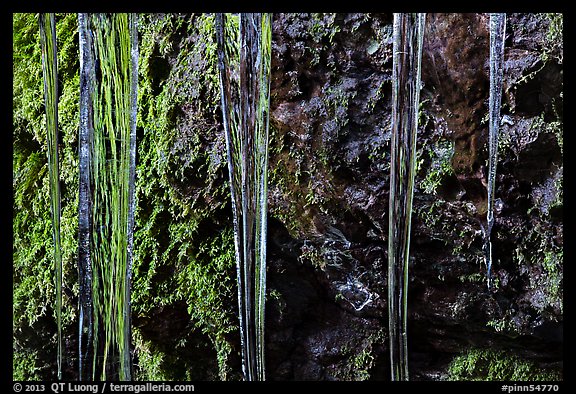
<box><xmin>12</xmin><ymin>13</ymin><xmax>562</xmax><ymax>381</ymax></box>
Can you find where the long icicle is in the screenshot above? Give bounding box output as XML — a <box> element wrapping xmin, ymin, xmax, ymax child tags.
<box><xmin>216</xmin><ymin>13</ymin><xmax>272</xmax><ymax>381</ymax></box>
<box><xmin>485</xmin><ymin>13</ymin><xmax>506</xmax><ymax>289</ymax></box>
<box><xmin>78</xmin><ymin>12</ymin><xmax>95</xmax><ymax>382</ymax></box>
<box><xmin>253</xmin><ymin>14</ymin><xmax>272</xmax><ymax>381</ymax></box>
<box><xmin>78</xmin><ymin>13</ymin><xmax>136</xmax><ymax>381</ymax></box>
<box><xmin>387</xmin><ymin>12</ymin><xmax>426</xmax><ymax>382</ymax></box>
<box><xmin>123</xmin><ymin>12</ymin><xmax>138</xmax><ymax>383</ymax></box>
<box><xmin>39</xmin><ymin>12</ymin><xmax>63</xmax><ymax>381</ymax></box>
<box><xmin>90</xmin><ymin>13</ymin><xmax>136</xmax><ymax>381</ymax></box>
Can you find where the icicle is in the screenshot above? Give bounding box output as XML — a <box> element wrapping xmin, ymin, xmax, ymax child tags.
<box><xmin>485</xmin><ymin>13</ymin><xmax>506</xmax><ymax>289</ymax></box>
<box><xmin>123</xmin><ymin>12</ymin><xmax>138</xmax><ymax>383</ymax></box>
<box><xmin>78</xmin><ymin>12</ymin><xmax>95</xmax><ymax>381</ymax></box>
<box><xmin>216</xmin><ymin>13</ymin><xmax>272</xmax><ymax>381</ymax></box>
<box><xmin>77</xmin><ymin>13</ymin><xmax>137</xmax><ymax>381</ymax></box>
<box><xmin>388</xmin><ymin>12</ymin><xmax>426</xmax><ymax>382</ymax></box>
<box><xmin>39</xmin><ymin>12</ymin><xmax>63</xmax><ymax>381</ymax></box>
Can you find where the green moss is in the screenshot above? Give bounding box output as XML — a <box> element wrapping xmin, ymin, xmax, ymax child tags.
<box><xmin>513</xmin><ymin>220</ymin><xmax>563</xmax><ymax>316</ymax></box>
<box><xmin>309</xmin><ymin>13</ymin><xmax>341</xmax><ymax>66</ymax></box>
<box><xmin>268</xmin><ymin>123</ymin><xmax>312</xmax><ymax>236</ymax></box>
<box><xmin>458</xmin><ymin>272</ymin><xmax>484</xmax><ymax>284</ymax></box>
<box><xmin>416</xmin><ymin>198</ymin><xmax>446</xmax><ymax>233</ymax></box>
<box><xmin>542</xmin><ymin>249</ymin><xmax>562</xmax><ymax>305</ymax></box>
<box><xmin>322</xmin><ymin>83</ymin><xmax>355</xmax><ymax>132</ymax></box>
<box><xmin>486</xmin><ymin>315</ymin><xmax>517</xmax><ymax>334</ymax></box>
<box><xmin>541</xmin><ymin>13</ymin><xmax>563</xmax><ymax>64</ymax></box>
<box><xmin>132</xmin><ymin>328</ymin><xmax>220</xmax><ymax>381</ymax></box>
<box><xmin>133</xmin><ymin>330</ymin><xmax>167</xmax><ymax>380</ymax></box>
<box><xmin>13</xmin><ymin>349</ymin><xmax>41</xmax><ymax>381</ymax></box>
<box><xmin>13</xmin><ymin>13</ymin><xmax>80</xmax><ymax>379</ymax></box>
<box><xmin>13</xmin><ymin>13</ymin><xmax>44</xmax><ymax>146</ymax></box>
<box><xmin>351</xmin><ymin>348</ymin><xmax>375</xmax><ymax>381</ymax></box>
<box><xmin>366</xmin><ymin>80</ymin><xmax>387</xmax><ymax>114</ymax></box>
<box><xmin>419</xmin><ymin>139</ymin><xmax>454</xmax><ymax>195</ymax></box>
<box><xmin>133</xmin><ymin>13</ymin><xmax>237</xmax><ymax>380</ymax></box>
<box><xmin>513</xmin><ymin>14</ymin><xmax>563</xmax><ymax>97</ymax></box>
<box><xmin>448</xmin><ymin>348</ymin><xmax>561</xmax><ymax>381</ymax></box>
<box><xmin>333</xmin><ymin>328</ymin><xmax>385</xmax><ymax>381</ymax></box>
<box><xmin>176</xmin><ymin>228</ymin><xmax>236</xmax><ymax>377</ymax></box>
<box><xmin>529</xmin><ymin>114</ymin><xmax>563</xmax><ymax>156</ymax></box>
<box><xmin>298</xmin><ymin>243</ymin><xmax>326</xmax><ymax>270</ymax></box>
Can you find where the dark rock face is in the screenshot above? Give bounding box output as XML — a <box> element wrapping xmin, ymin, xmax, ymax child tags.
<box><xmin>265</xmin><ymin>13</ymin><xmax>393</xmax><ymax>380</ymax></box>
<box><xmin>422</xmin><ymin>13</ymin><xmax>490</xmax><ymax>217</ymax></box>
<box><xmin>262</xmin><ymin>12</ymin><xmax>562</xmax><ymax>380</ymax></box>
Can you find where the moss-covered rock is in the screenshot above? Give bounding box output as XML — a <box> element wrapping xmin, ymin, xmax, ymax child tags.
<box><xmin>13</xmin><ymin>13</ymin><xmax>239</xmax><ymax>380</ymax></box>
<box><xmin>127</xmin><ymin>13</ymin><xmax>239</xmax><ymax>380</ymax></box>
<box><xmin>448</xmin><ymin>348</ymin><xmax>561</xmax><ymax>381</ymax></box>
<box><xmin>13</xmin><ymin>12</ymin><xmax>80</xmax><ymax>380</ymax></box>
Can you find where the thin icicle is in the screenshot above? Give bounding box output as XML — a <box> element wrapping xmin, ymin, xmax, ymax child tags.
<box><xmin>216</xmin><ymin>13</ymin><xmax>272</xmax><ymax>381</ymax></box>
<box><xmin>254</xmin><ymin>14</ymin><xmax>272</xmax><ymax>381</ymax></box>
<box><xmin>387</xmin><ymin>12</ymin><xmax>426</xmax><ymax>382</ymax></box>
<box><xmin>123</xmin><ymin>12</ymin><xmax>138</xmax><ymax>383</ymax></box>
<box><xmin>485</xmin><ymin>13</ymin><xmax>506</xmax><ymax>289</ymax></box>
<box><xmin>39</xmin><ymin>12</ymin><xmax>63</xmax><ymax>381</ymax></box>
<box><xmin>78</xmin><ymin>12</ymin><xmax>95</xmax><ymax>382</ymax></box>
